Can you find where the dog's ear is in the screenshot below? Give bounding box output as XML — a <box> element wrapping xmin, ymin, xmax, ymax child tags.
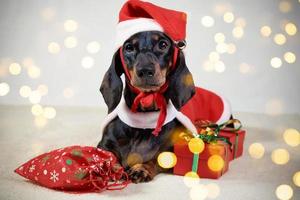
<box><xmin>167</xmin><ymin>51</ymin><xmax>195</xmax><ymax>110</ymax></box>
<box><xmin>100</xmin><ymin>51</ymin><xmax>123</xmax><ymax>113</ymax></box>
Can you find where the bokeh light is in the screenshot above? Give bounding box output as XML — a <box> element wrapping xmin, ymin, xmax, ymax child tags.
<box><xmin>29</xmin><ymin>91</ymin><xmax>41</xmax><ymax>104</ymax></box>
<box><xmin>248</xmin><ymin>143</ymin><xmax>265</xmax><ymax>159</ymax></box>
<box><xmin>81</xmin><ymin>56</ymin><xmax>95</xmax><ymax>69</ymax></box>
<box><xmin>43</xmin><ymin>107</ymin><xmax>56</xmax><ymax>119</ymax></box>
<box><xmin>283</xmin><ymin>128</ymin><xmax>300</xmax><ymax>147</ymax></box>
<box><xmin>22</xmin><ymin>57</ymin><xmax>34</xmax><ymax>68</ymax></box>
<box><xmin>271</xmin><ymin>148</ymin><xmax>290</xmax><ymax>165</ymax></box>
<box><xmin>239</xmin><ymin>63</ymin><xmax>252</xmax><ymax>74</ymax></box>
<box><xmin>223</xmin><ymin>12</ymin><xmax>234</xmax><ymax>23</ymax></box>
<box><xmin>235</xmin><ymin>18</ymin><xmax>246</xmax><ymax>27</ymax></box>
<box><xmin>207</xmin><ymin>155</ymin><xmax>224</xmax><ymax>171</ymax></box>
<box><xmin>206</xmin><ymin>183</ymin><xmax>220</xmax><ymax>199</ymax></box>
<box><xmin>27</xmin><ymin>66</ymin><xmax>41</xmax><ymax>79</ymax></box>
<box><xmin>9</xmin><ymin>62</ymin><xmax>22</xmax><ymax>75</ymax></box>
<box><xmin>183</xmin><ymin>171</ymin><xmax>200</xmax><ymax>188</ymax></box>
<box><xmin>216</xmin><ymin>43</ymin><xmax>228</xmax><ymax>54</ymax></box>
<box><xmin>283</xmin><ymin>52</ymin><xmax>296</xmax><ymax>64</ymax></box>
<box><xmin>31</xmin><ymin>104</ymin><xmax>43</xmax><ymax>116</ymax></box>
<box><xmin>86</xmin><ymin>41</ymin><xmax>101</xmax><ymax>54</ymax></box>
<box><xmin>48</xmin><ymin>42</ymin><xmax>61</xmax><ymax>54</ymax></box>
<box><xmin>40</xmin><ymin>7</ymin><xmax>56</xmax><ymax>22</ymax></box>
<box><xmin>37</xmin><ymin>84</ymin><xmax>48</xmax><ymax>96</ymax></box>
<box><xmin>201</xmin><ymin>16</ymin><xmax>215</xmax><ymax>27</ymax></box>
<box><xmin>232</xmin><ymin>26</ymin><xmax>244</xmax><ymax>39</ymax></box>
<box><xmin>188</xmin><ymin>138</ymin><xmax>205</xmax><ymax>154</ymax></box>
<box><xmin>208</xmin><ymin>51</ymin><xmax>220</xmax><ymax>62</ymax></box>
<box><xmin>0</xmin><ymin>82</ymin><xmax>10</xmax><ymax>96</ymax></box>
<box><xmin>293</xmin><ymin>171</ymin><xmax>300</xmax><ymax>187</ymax></box>
<box><xmin>260</xmin><ymin>26</ymin><xmax>272</xmax><ymax>37</ymax></box>
<box><xmin>214</xmin><ymin>61</ymin><xmax>226</xmax><ymax>73</ymax></box>
<box><xmin>279</xmin><ymin>1</ymin><xmax>292</xmax><ymax>13</ymax></box>
<box><xmin>64</xmin><ymin>36</ymin><xmax>78</xmax><ymax>48</ymax></box>
<box><xmin>273</xmin><ymin>34</ymin><xmax>286</xmax><ymax>45</ymax></box>
<box><xmin>190</xmin><ymin>184</ymin><xmax>208</xmax><ymax>200</ymax></box>
<box><xmin>157</xmin><ymin>152</ymin><xmax>177</xmax><ymax>169</ymax></box>
<box><xmin>34</xmin><ymin>116</ymin><xmax>48</xmax><ymax>128</ymax></box>
<box><xmin>285</xmin><ymin>23</ymin><xmax>297</xmax><ymax>36</ymax></box>
<box><xmin>64</xmin><ymin>19</ymin><xmax>78</xmax><ymax>32</ymax></box>
<box><xmin>227</xmin><ymin>43</ymin><xmax>236</xmax><ymax>54</ymax></box>
<box><xmin>275</xmin><ymin>184</ymin><xmax>293</xmax><ymax>200</ymax></box>
<box><xmin>265</xmin><ymin>98</ymin><xmax>283</xmax><ymax>116</ymax></box>
<box><xmin>214</xmin><ymin>33</ymin><xmax>225</xmax><ymax>44</ymax></box>
<box><xmin>19</xmin><ymin>85</ymin><xmax>32</xmax><ymax>98</ymax></box>
<box><xmin>270</xmin><ymin>57</ymin><xmax>282</xmax><ymax>68</ymax></box>
<box><xmin>63</xmin><ymin>88</ymin><xmax>74</xmax><ymax>98</ymax></box>
<box><xmin>203</xmin><ymin>60</ymin><xmax>215</xmax><ymax>72</ymax></box>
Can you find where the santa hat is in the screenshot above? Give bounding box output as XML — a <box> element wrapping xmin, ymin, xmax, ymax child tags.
<box><xmin>115</xmin><ymin>0</ymin><xmax>187</xmax><ymax>49</ymax></box>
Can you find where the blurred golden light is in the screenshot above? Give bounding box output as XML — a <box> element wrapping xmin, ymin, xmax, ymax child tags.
<box><xmin>188</xmin><ymin>138</ymin><xmax>205</xmax><ymax>154</ymax></box>
<box><xmin>232</xmin><ymin>26</ymin><xmax>244</xmax><ymax>39</ymax></box>
<box><xmin>27</xmin><ymin>66</ymin><xmax>41</xmax><ymax>79</ymax></box>
<box><xmin>216</xmin><ymin>43</ymin><xmax>228</xmax><ymax>54</ymax></box>
<box><xmin>279</xmin><ymin>1</ymin><xmax>292</xmax><ymax>13</ymax></box>
<box><xmin>40</xmin><ymin>7</ymin><xmax>56</xmax><ymax>22</ymax></box>
<box><xmin>214</xmin><ymin>33</ymin><xmax>226</xmax><ymax>43</ymax></box>
<box><xmin>207</xmin><ymin>155</ymin><xmax>224</xmax><ymax>172</ymax></box>
<box><xmin>283</xmin><ymin>128</ymin><xmax>300</xmax><ymax>147</ymax></box>
<box><xmin>213</xmin><ymin>3</ymin><xmax>232</xmax><ymax>16</ymax></box>
<box><xmin>37</xmin><ymin>84</ymin><xmax>48</xmax><ymax>96</ymax></box>
<box><xmin>206</xmin><ymin>183</ymin><xmax>220</xmax><ymax>199</ymax></box>
<box><xmin>86</xmin><ymin>41</ymin><xmax>101</xmax><ymax>54</ymax></box>
<box><xmin>227</xmin><ymin>43</ymin><xmax>236</xmax><ymax>54</ymax></box>
<box><xmin>126</xmin><ymin>153</ymin><xmax>143</xmax><ymax>167</ymax></box>
<box><xmin>223</xmin><ymin>12</ymin><xmax>234</xmax><ymax>23</ymax></box>
<box><xmin>203</xmin><ymin>60</ymin><xmax>215</xmax><ymax>72</ymax></box>
<box><xmin>208</xmin><ymin>51</ymin><xmax>220</xmax><ymax>62</ymax></box>
<box><xmin>283</xmin><ymin>52</ymin><xmax>296</xmax><ymax>64</ymax></box>
<box><xmin>293</xmin><ymin>171</ymin><xmax>300</xmax><ymax>187</ymax></box>
<box><xmin>190</xmin><ymin>184</ymin><xmax>208</xmax><ymax>200</ymax></box>
<box><xmin>64</xmin><ymin>19</ymin><xmax>78</xmax><ymax>32</ymax></box>
<box><xmin>273</xmin><ymin>34</ymin><xmax>286</xmax><ymax>45</ymax></box>
<box><xmin>235</xmin><ymin>18</ymin><xmax>246</xmax><ymax>27</ymax></box>
<box><xmin>29</xmin><ymin>91</ymin><xmax>41</xmax><ymax>104</ymax></box>
<box><xmin>43</xmin><ymin>107</ymin><xmax>56</xmax><ymax>119</ymax></box>
<box><xmin>157</xmin><ymin>152</ymin><xmax>177</xmax><ymax>169</ymax></box>
<box><xmin>31</xmin><ymin>104</ymin><xmax>43</xmax><ymax>116</ymax></box>
<box><xmin>275</xmin><ymin>184</ymin><xmax>293</xmax><ymax>200</ymax></box>
<box><xmin>201</xmin><ymin>16</ymin><xmax>215</xmax><ymax>27</ymax></box>
<box><xmin>265</xmin><ymin>99</ymin><xmax>283</xmax><ymax>116</ymax></box>
<box><xmin>0</xmin><ymin>82</ymin><xmax>10</xmax><ymax>96</ymax></box>
<box><xmin>215</xmin><ymin>61</ymin><xmax>226</xmax><ymax>73</ymax></box>
<box><xmin>81</xmin><ymin>56</ymin><xmax>95</xmax><ymax>69</ymax></box>
<box><xmin>285</xmin><ymin>23</ymin><xmax>297</xmax><ymax>36</ymax></box>
<box><xmin>248</xmin><ymin>143</ymin><xmax>265</xmax><ymax>159</ymax></box>
<box><xmin>270</xmin><ymin>57</ymin><xmax>282</xmax><ymax>68</ymax></box>
<box><xmin>34</xmin><ymin>116</ymin><xmax>48</xmax><ymax>128</ymax></box>
<box><xmin>48</xmin><ymin>42</ymin><xmax>61</xmax><ymax>54</ymax></box>
<box><xmin>64</xmin><ymin>36</ymin><xmax>78</xmax><ymax>48</ymax></box>
<box><xmin>271</xmin><ymin>148</ymin><xmax>290</xmax><ymax>165</ymax></box>
<box><xmin>260</xmin><ymin>26</ymin><xmax>272</xmax><ymax>37</ymax></box>
<box><xmin>183</xmin><ymin>171</ymin><xmax>200</xmax><ymax>188</ymax></box>
<box><xmin>239</xmin><ymin>63</ymin><xmax>251</xmax><ymax>74</ymax></box>
<box><xmin>9</xmin><ymin>63</ymin><xmax>21</xmax><ymax>75</ymax></box>
<box><xmin>19</xmin><ymin>85</ymin><xmax>32</xmax><ymax>98</ymax></box>
<box><xmin>63</xmin><ymin>88</ymin><xmax>74</xmax><ymax>98</ymax></box>
<box><xmin>22</xmin><ymin>57</ymin><xmax>34</xmax><ymax>69</ymax></box>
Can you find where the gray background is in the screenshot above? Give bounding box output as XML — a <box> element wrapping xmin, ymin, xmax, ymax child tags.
<box><xmin>0</xmin><ymin>0</ymin><xmax>299</xmax><ymax>114</ymax></box>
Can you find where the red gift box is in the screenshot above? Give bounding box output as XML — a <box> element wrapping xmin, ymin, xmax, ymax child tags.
<box><xmin>218</xmin><ymin>129</ymin><xmax>246</xmax><ymax>161</ymax></box>
<box><xmin>173</xmin><ymin>141</ymin><xmax>230</xmax><ymax>179</ymax></box>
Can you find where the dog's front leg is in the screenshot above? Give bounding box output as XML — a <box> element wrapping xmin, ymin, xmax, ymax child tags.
<box><xmin>127</xmin><ymin>159</ymin><xmax>160</xmax><ymax>183</ymax></box>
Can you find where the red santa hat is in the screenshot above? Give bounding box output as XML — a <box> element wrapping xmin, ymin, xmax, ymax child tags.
<box><xmin>115</xmin><ymin>0</ymin><xmax>187</xmax><ymax>48</ymax></box>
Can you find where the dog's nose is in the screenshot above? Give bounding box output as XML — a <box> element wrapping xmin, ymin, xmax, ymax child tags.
<box><xmin>136</xmin><ymin>68</ymin><xmax>155</xmax><ymax>78</ymax></box>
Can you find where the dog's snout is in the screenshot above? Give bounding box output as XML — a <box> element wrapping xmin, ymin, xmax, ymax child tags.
<box><xmin>136</xmin><ymin>67</ymin><xmax>155</xmax><ymax>78</ymax></box>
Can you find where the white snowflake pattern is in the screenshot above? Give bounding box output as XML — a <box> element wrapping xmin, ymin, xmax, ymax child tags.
<box><xmin>29</xmin><ymin>165</ymin><xmax>35</xmax><ymax>173</ymax></box>
<box><xmin>92</xmin><ymin>154</ymin><xmax>100</xmax><ymax>162</ymax></box>
<box><xmin>50</xmin><ymin>170</ymin><xmax>59</xmax><ymax>182</ymax></box>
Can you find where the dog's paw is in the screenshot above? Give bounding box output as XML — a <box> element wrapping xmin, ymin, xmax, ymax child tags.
<box><xmin>127</xmin><ymin>164</ymin><xmax>153</xmax><ymax>183</ymax></box>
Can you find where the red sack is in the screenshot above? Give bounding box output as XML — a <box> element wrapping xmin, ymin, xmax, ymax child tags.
<box><xmin>14</xmin><ymin>146</ymin><xmax>129</xmax><ymax>192</ymax></box>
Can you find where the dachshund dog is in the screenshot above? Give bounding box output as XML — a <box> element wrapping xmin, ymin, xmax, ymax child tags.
<box><xmin>97</xmin><ymin>31</ymin><xmax>196</xmax><ymax>183</ymax></box>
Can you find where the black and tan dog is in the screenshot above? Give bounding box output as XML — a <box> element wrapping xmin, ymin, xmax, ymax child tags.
<box><xmin>97</xmin><ymin>1</ymin><xmax>232</xmax><ymax>183</ymax></box>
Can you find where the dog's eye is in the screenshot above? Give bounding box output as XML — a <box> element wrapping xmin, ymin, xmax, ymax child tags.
<box><xmin>125</xmin><ymin>43</ymin><xmax>134</xmax><ymax>52</ymax></box>
<box><xmin>158</xmin><ymin>40</ymin><xmax>168</xmax><ymax>50</ymax></box>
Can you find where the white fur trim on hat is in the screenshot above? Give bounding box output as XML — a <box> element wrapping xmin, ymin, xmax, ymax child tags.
<box><xmin>216</xmin><ymin>95</ymin><xmax>232</xmax><ymax>124</ymax></box>
<box><xmin>115</xmin><ymin>18</ymin><xmax>164</xmax><ymax>49</ymax></box>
